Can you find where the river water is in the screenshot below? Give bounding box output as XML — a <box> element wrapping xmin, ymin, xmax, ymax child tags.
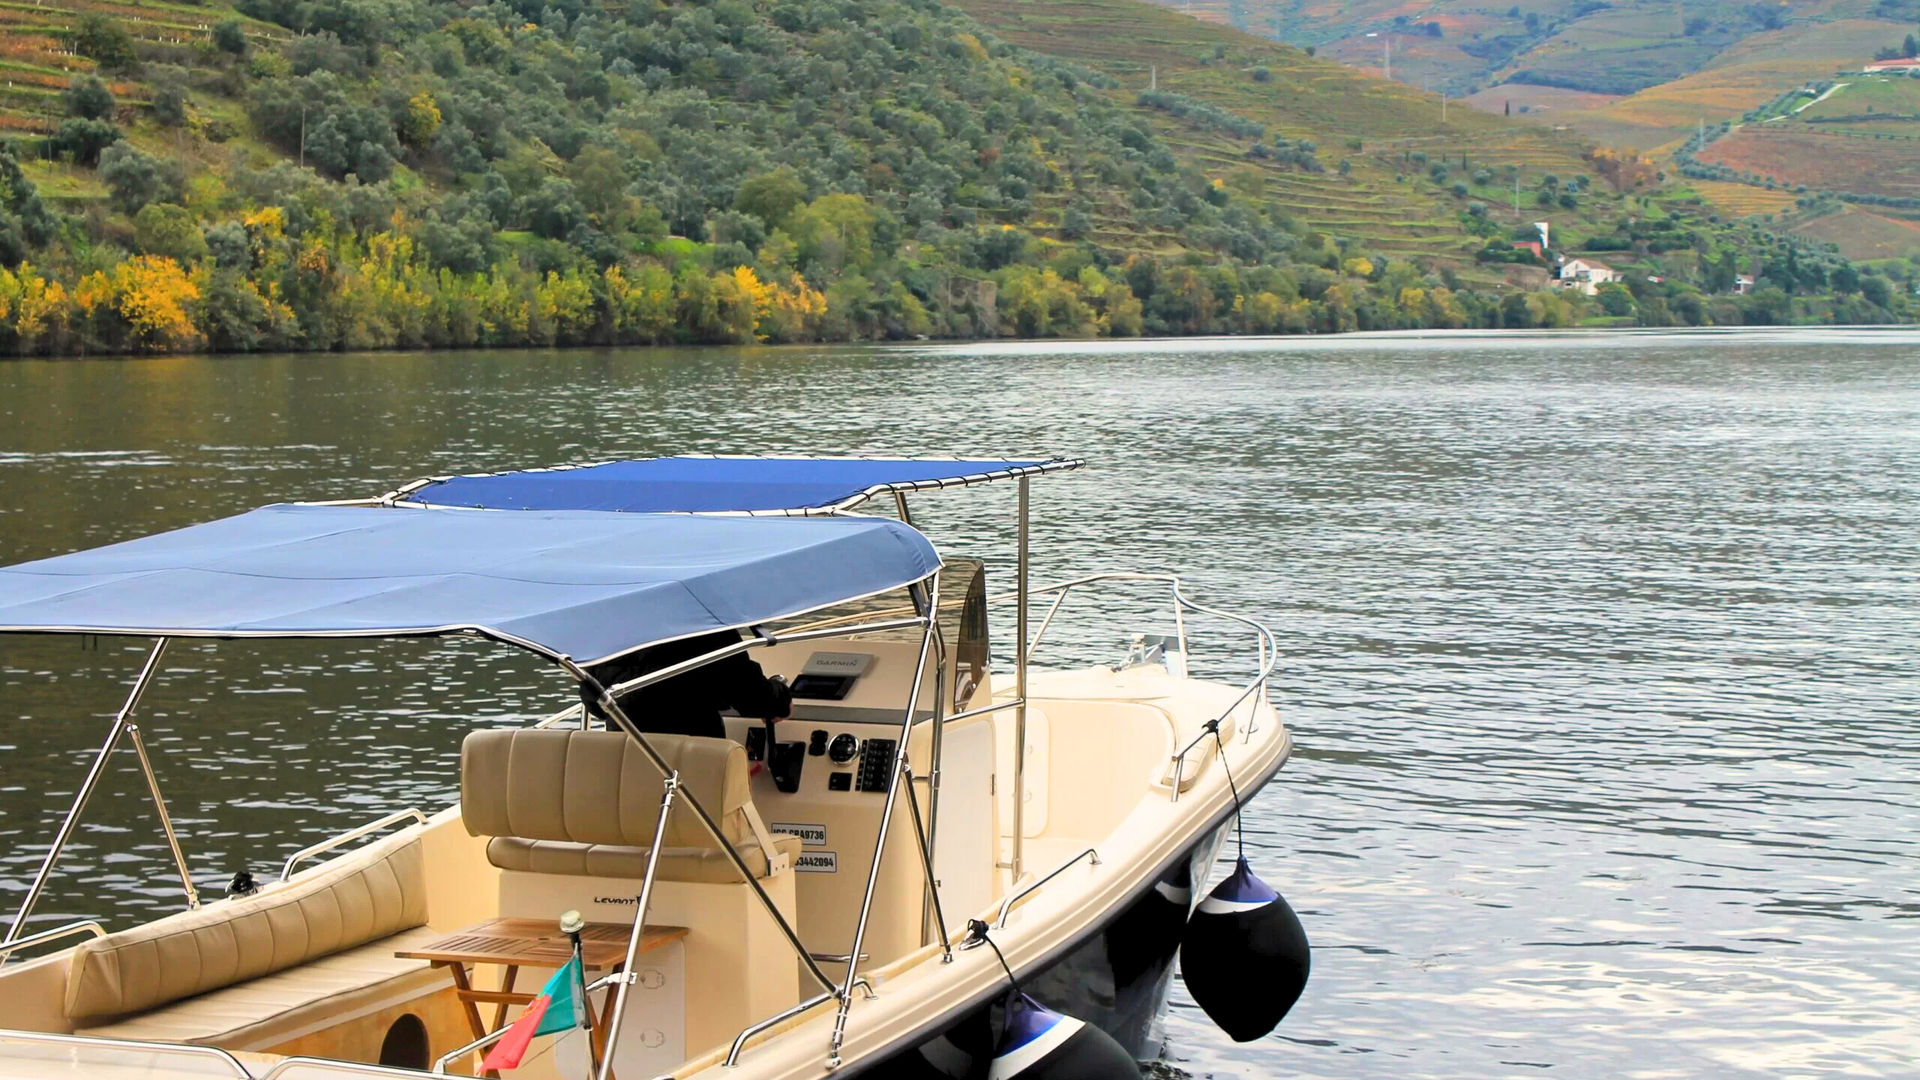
<box><xmin>0</xmin><ymin>330</ymin><xmax>1915</xmax><ymax>1078</ymax></box>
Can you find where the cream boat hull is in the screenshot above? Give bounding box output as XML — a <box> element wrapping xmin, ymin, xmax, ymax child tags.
<box><xmin>0</xmin><ymin>664</ymin><xmax>1290</xmax><ymax>1080</ymax></box>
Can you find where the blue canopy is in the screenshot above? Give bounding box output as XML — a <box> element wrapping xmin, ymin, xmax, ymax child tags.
<box><xmin>390</xmin><ymin>456</ymin><xmax>1082</xmax><ymax>515</ymax></box>
<box><xmin>0</xmin><ymin>504</ymin><xmax>941</xmax><ymax>665</ymax></box>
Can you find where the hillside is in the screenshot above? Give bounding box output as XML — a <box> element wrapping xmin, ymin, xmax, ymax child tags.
<box><xmin>1152</xmin><ymin>0</ymin><xmax>1920</xmax><ymax>105</ymax></box>
<box><xmin>1138</xmin><ymin>0</ymin><xmax>1920</xmax><ymax>259</ymax></box>
<box><xmin>1667</xmin><ymin>66</ymin><xmax>1920</xmax><ymax>258</ymax></box>
<box><xmin>0</xmin><ymin>0</ymin><xmax>1905</xmax><ymax>354</ymax></box>
<box><xmin>941</xmin><ymin>0</ymin><xmax>1616</xmax><ymax>266</ymax></box>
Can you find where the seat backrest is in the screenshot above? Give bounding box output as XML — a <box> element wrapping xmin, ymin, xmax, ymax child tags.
<box><xmin>64</xmin><ymin>829</ymin><xmax>426</xmax><ymax>1022</ymax></box>
<box><xmin>461</xmin><ymin>729</ymin><xmax>751</xmax><ymax>849</ymax></box>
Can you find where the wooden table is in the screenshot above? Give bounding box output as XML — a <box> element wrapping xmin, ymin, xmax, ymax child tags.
<box><xmin>398</xmin><ymin>917</ymin><xmax>689</xmax><ymax>1078</ymax></box>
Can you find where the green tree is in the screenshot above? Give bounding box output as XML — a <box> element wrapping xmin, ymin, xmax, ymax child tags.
<box><xmin>0</xmin><ymin>146</ymin><xmax>57</xmax><ymax>267</ymax></box>
<box><xmin>1670</xmin><ymin>290</ymin><xmax>1707</xmax><ymax>326</ymax></box>
<box><xmin>790</xmin><ymin>194</ymin><xmax>877</xmax><ymax>273</ymax></box>
<box><xmin>1741</xmin><ymin>286</ymin><xmax>1793</xmax><ymax>324</ymax></box>
<box><xmin>733</xmin><ymin>167</ymin><xmax>808</xmax><ymax>231</ymax></box>
<box><xmin>134</xmin><ymin>204</ymin><xmax>210</xmax><ymax>262</ymax></box>
<box><xmin>1861</xmin><ymin>274</ymin><xmax>1894</xmax><ymax>307</ymax></box>
<box><xmin>151</xmin><ymin>85</ymin><xmax>188</xmax><ymax>127</ymax></box>
<box><xmin>63</xmin><ymin>76</ymin><xmax>116</xmax><ymax>121</ymax></box>
<box><xmin>1499</xmin><ymin>290</ymin><xmax>1534</xmax><ymax>328</ymax></box>
<box><xmin>100</xmin><ymin>144</ymin><xmax>185</xmax><ymax>214</ymax></box>
<box><xmin>1706</xmin><ymin>250</ymin><xmax>1737</xmax><ymax>293</ymax></box>
<box><xmin>75</xmin><ymin>16</ymin><xmax>139</xmax><ymax>72</ymax></box>
<box><xmin>569</xmin><ymin>146</ymin><xmax>632</xmax><ymax>226</ymax></box>
<box><xmin>51</xmin><ymin>118</ymin><xmax>121</xmax><ymax>166</ymax></box>
<box><xmin>213</xmin><ymin>20</ymin><xmax>249</xmax><ymax>56</ymax></box>
<box><xmin>1596</xmin><ymin>282</ymin><xmax>1634</xmax><ymax>317</ymax></box>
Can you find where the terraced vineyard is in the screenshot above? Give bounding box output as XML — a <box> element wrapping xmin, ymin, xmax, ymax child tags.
<box><xmin>1698</xmin><ymin>125</ymin><xmax>1920</xmax><ymax>200</ymax></box>
<box><xmin>948</xmin><ymin>0</ymin><xmax>1630</xmax><ymax>268</ymax></box>
<box><xmin>1788</xmin><ymin>205</ymin><xmax>1920</xmax><ymax>260</ymax></box>
<box><xmin>0</xmin><ymin>0</ymin><xmax>282</xmax><ymax>137</ymax></box>
<box><xmin>1684</xmin><ymin>179</ymin><xmax>1801</xmax><ymax>218</ymax></box>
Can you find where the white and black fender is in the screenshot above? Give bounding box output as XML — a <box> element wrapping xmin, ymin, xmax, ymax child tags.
<box><xmin>1179</xmin><ymin>858</ymin><xmax>1310</xmax><ymax>1042</ymax></box>
<box><xmin>987</xmin><ymin>993</ymin><xmax>1142</xmax><ymax>1080</ymax></box>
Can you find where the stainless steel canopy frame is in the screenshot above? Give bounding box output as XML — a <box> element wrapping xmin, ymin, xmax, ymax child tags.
<box><xmin>557</xmin><ymin>583</ymin><xmax>954</xmax><ymax>1073</ymax></box>
<box><xmin>377</xmin><ymin>455</ymin><xmax>1086</xmax><ymax>518</ymax></box>
<box><xmin>826</xmin><ymin>574</ymin><xmax>941</xmax><ymax>1069</ymax></box>
<box><xmin>4</xmin><ymin>638</ymin><xmax>200</xmax><ymax>948</ymax></box>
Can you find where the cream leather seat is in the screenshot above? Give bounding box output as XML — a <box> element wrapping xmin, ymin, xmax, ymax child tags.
<box><xmin>465</xmin><ymin>729</ymin><xmax>805</xmax><ymax>1059</ymax></box>
<box><xmin>460</xmin><ymin>728</ymin><xmax>798</xmax><ymax>881</ymax></box>
<box><xmin>64</xmin><ymin>827</ymin><xmax>435</xmax><ymax>1050</ymax></box>
<box><xmin>77</xmin><ymin>926</ymin><xmax>445</xmax><ymax>1050</ymax></box>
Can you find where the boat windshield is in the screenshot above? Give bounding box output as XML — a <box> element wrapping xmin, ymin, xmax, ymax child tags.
<box><xmin>767</xmin><ymin>557</ymin><xmax>988</xmax><ymax>710</ymax></box>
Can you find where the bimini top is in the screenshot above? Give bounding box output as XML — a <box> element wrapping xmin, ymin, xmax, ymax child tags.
<box><xmin>386</xmin><ymin>455</ymin><xmax>1084</xmax><ymax>515</ymax></box>
<box><xmin>0</xmin><ymin>504</ymin><xmax>940</xmax><ymax>665</ymax></box>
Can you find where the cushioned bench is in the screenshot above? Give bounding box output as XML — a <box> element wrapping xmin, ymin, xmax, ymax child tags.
<box><xmin>462</xmin><ymin>728</ymin><xmax>797</xmax><ymax>881</ymax></box>
<box><xmin>77</xmin><ymin>926</ymin><xmax>445</xmax><ymax>1050</ymax></box>
<box><xmin>64</xmin><ymin>826</ymin><xmax>434</xmax><ymax>1050</ymax></box>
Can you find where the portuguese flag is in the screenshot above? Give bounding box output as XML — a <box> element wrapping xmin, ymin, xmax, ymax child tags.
<box><xmin>481</xmin><ymin>955</ymin><xmax>588</xmax><ymax>1073</ymax></box>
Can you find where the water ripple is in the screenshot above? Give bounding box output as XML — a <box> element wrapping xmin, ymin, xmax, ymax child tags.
<box><xmin>0</xmin><ymin>334</ymin><xmax>1915</xmax><ymax>1078</ymax></box>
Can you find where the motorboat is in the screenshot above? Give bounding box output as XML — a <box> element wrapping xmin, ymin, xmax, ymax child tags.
<box><xmin>0</xmin><ymin>456</ymin><xmax>1303</xmax><ymax>1080</ymax></box>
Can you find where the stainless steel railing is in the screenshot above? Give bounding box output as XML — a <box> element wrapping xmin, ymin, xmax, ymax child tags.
<box><xmin>994</xmin><ymin>847</ymin><xmax>1101</xmax><ymax>928</ymax></box>
<box><xmin>991</xmin><ymin>572</ymin><xmax>1279</xmax><ymax>803</ymax></box>
<box><xmin>279</xmin><ymin>808</ymin><xmax>429</xmax><ymax>882</ymax></box>
<box><xmin>0</xmin><ymin>920</ymin><xmax>105</xmax><ymax>964</ymax></box>
<box><xmin>0</xmin><ymin>1029</ymin><xmax>251</xmax><ymax>1077</ymax></box>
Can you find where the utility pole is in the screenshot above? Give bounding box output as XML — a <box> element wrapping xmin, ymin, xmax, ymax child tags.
<box><xmin>1366</xmin><ymin>31</ymin><xmax>1390</xmax><ymax>81</ymax></box>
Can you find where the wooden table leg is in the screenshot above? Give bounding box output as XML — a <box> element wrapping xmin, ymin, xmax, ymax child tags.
<box><xmin>446</xmin><ymin>963</ymin><xmax>497</xmax><ymax>1079</ymax></box>
<box><xmin>492</xmin><ymin>966</ymin><xmax>519</xmax><ymax>1032</ymax></box>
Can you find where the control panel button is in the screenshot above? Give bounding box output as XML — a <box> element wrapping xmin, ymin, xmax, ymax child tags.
<box><xmin>827</xmin><ymin>772</ymin><xmax>852</xmax><ymax>792</ymax></box>
<box><xmin>857</xmin><ymin>738</ymin><xmax>898</xmax><ymax>793</ymax></box>
<box><xmin>828</xmin><ymin>733</ymin><xmax>860</xmax><ymax>765</ymax></box>
<box><xmin>808</xmin><ymin>729</ymin><xmax>829</xmax><ymax>757</ymax></box>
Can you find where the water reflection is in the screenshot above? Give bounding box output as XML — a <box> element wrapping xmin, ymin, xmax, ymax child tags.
<box><xmin>2</xmin><ymin>333</ymin><xmax>1917</xmax><ymax>1077</ymax></box>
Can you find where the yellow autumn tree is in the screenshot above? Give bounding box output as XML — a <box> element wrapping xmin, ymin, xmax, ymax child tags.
<box><xmin>109</xmin><ymin>256</ymin><xmax>202</xmax><ymax>352</ymax></box>
<box><xmin>0</xmin><ymin>263</ymin><xmax>70</xmax><ymax>352</ymax></box>
<box><xmin>762</xmin><ymin>272</ymin><xmax>825</xmax><ymax>342</ymax></box>
<box><xmin>731</xmin><ymin>265</ymin><xmax>775</xmax><ymax>334</ymax></box>
<box><xmin>529</xmin><ymin>269</ymin><xmax>594</xmax><ymax>345</ymax></box>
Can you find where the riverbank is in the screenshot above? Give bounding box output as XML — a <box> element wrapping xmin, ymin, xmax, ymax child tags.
<box><xmin>10</xmin><ymin>320</ymin><xmax>1920</xmax><ymax>364</ymax></box>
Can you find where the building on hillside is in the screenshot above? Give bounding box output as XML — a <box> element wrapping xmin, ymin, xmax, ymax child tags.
<box><xmin>1511</xmin><ymin>240</ymin><xmax>1544</xmax><ymax>262</ymax></box>
<box><xmin>1863</xmin><ymin>58</ymin><xmax>1920</xmax><ymax>73</ymax></box>
<box><xmin>1556</xmin><ymin>257</ymin><xmax>1620</xmax><ymax>296</ymax></box>
<box><xmin>1733</xmin><ymin>274</ymin><xmax>1755</xmax><ymax>295</ymax></box>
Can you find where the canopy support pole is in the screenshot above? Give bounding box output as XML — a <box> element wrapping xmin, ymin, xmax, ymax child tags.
<box><xmin>1012</xmin><ymin>476</ymin><xmax>1030</xmax><ymax>882</ymax></box>
<box><xmin>901</xmin><ymin>762</ymin><xmax>951</xmax><ymax>963</ymax></box>
<box><xmin>828</xmin><ymin>576</ymin><xmax>940</xmax><ymax>1069</ymax></box>
<box><xmin>126</xmin><ymin>720</ymin><xmax>200</xmax><ymax>914</ymax></box>
<box><xmin>919</xmin><ymin>622</ymin><xmax>946</xmax><ymax>948</ymax></box>
<box><xmin>558</xmin><ymin>657</ymin><xmax>840</xmax><ymax>1000</ymax></box>
<box><xmin>6</xmin><ymin>638</ymin><xmax>184</xmax><ymax>944</ymax></box>
<box><xmin>596</xmin><ymin>769</ymin><xmax>678</xmax><ymax>1080</ymax></box>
